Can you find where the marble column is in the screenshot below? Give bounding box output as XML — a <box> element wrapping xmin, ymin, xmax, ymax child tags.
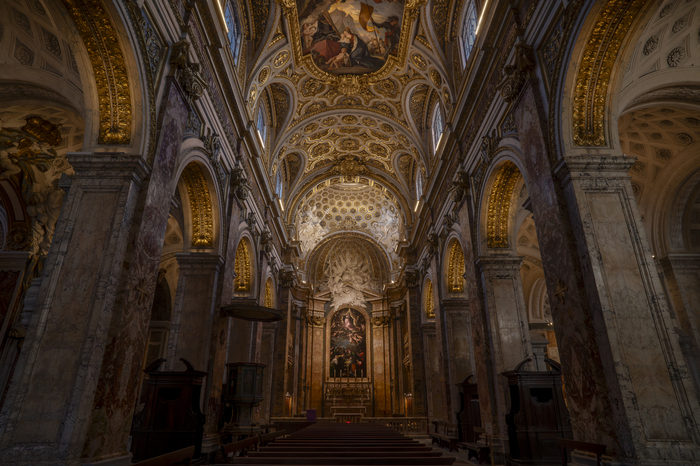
<box><xmin>441</xmin><ymin>298</ymin><xmax>474</xmax><ymax>421</ymax></box>
<box><xmin>421</xmin><ymin>323</ymin><xmax>446</xmax><ymax>421</ymax></box>
<box><xmin>512</xmin><ymin>80</ymin><xmax>700</xmax><ymax>463</ymax></box>
<box><xmin>660</xmin><ymin>254</ymin><xmax>700</xmax><ymax>398</ymax></box>
<box><xmin>270</xmin><ymin>283</ymin><xmax>293</xmax><ymax>417</ymax></box>
<box><xmin>167</xmin><ymin>253</ymin><xmax>224</xmax><ymax>371</ymax></box>
<box><xmin>476</xmin><ymin>255</ymin><xmax>532</xmax><ymax>454</ymax></box>
<box><xmin>405</xmin><ymin>285</ymin><xmax>427</xmax><ymax>416</ymax></box>
<box><xmin>429</xmin><ymin>256</ymin><xmax>456</xmax><ymax>422</ymax></box>
<box><xmin>166</xmin><ymin>253</ymin><xmax>223</xmax><ymax>453</ymax></box>
<box><xmin>0</xmin><ymin>154</ymin><xmax>150</xmax><ymax>465</ymax></box>
<box><xmin>259</xmin><ymin>322</ymin><xmax>277</xmax><ymax>423</ymax></box>
<box><xmin>477</xmin><ymin>254</ymin><xmax>533</xmax><ymax>371</ymax></box>
<box><xmin>455</xmin><ymin>201</ymin><xmax>504</xmax><ymax>461</ymax></box>
<box><xmin>372</xmin><ymin>312</ymin><xmax>391</xmax><ymax>416</ymax></box>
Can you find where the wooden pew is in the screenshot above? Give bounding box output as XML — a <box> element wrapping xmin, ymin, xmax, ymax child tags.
<box><xmin>132</xmin><ymin>446</ymin><xmax>195</xmax><ymax>466</ymax></box>
<box><xmin>430</xmin><ymin>421</ymin><xmax>459</xmax><ymax>452</ymax></box>
<box><xmin>220</xmin><ymin>436</ymin><xmax>260</xmax><ymax>464</ymax></box>
<box><xmin>558</xmin><ymin>439</ymin><xmax>607</xmax><ymax>466</ymax></box>
<box><xmin>460</xmin><ymin>427</ymin><xmax>491</xmax><ymax>464</ymax></box>
<box><xmin>259</xmin><ymin>429</ymin><xmax>287</xmax><ymax>446</ymax></box>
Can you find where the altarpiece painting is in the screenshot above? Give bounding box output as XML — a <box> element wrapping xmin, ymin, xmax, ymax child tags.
<box><xmin>330</xmin><ymin>309</ymin><xmax>367</xmax><ymax>378</ymax></box>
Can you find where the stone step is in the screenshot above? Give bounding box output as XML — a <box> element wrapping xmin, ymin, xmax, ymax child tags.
<box><xmin>248</xmin><ymin>452</ymin><xmax>444</xmax><ymax>458</ymax></box>
<box><xmin>232</xmin><ymin>457</ymin><xmax>456</xmax><ymax>465</ymax></box>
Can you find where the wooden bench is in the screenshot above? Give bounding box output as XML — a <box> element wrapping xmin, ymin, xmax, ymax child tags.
<box><xmin>558</xmin><ymin>438</ymin><xmax>606</xmax><ymax>466</ymax></box>
<box><xmin>430</xmin><ymin>421</ymin><xmax>459</xmax><ymax>452</ymax></box>
<box><xmin>460</xmin><ymin>427</ymin><xmax>491</xmax><ymax>464</ymax></box>
<box><xmin>220</xmin><ymin>436</ymin><xmax>260</xmax><ymax>464</ymax></box>
<box><xmin>132</xmin><ymin>446</ymin><xmax>195</xmax><ymax>466</ymax></box>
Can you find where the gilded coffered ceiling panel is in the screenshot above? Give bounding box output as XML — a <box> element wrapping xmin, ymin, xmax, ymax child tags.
<box><xmin>245</xmin><ymin>0</ymin><xmax>449</xmax><ymax>222</ymax></box>
<box><xmin>293</xmin><ymin>180</ymin><xmax>405</xmax><ymax>273</ymax></box>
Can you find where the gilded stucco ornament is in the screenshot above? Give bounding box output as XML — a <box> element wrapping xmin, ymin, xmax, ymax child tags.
<box><xmin>61</xmin><ymin>0</ymin><xmax>132</xmax><ymax>145</ymax></box>
<box><xmin>486</xmin><ymin>161</ymin><xmax>519</xmax><ymax>248</ymax></box>
<box><xmin>572</xmin><ymin>0</ymin><xmax>646</xmax><ymax>146</ymax></box>
<box><xmin>182</xmin><ymin>163</ymin><xmax>214</xmax><ymax>247</ymax></box>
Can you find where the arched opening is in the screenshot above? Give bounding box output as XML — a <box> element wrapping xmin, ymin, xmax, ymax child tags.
<box><xmin>235</xmin><ymin>236</ymin><xmax>253</xmax><ymax>294</ymax></box>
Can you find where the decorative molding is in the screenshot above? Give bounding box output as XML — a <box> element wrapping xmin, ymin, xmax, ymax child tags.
<box><xmin>425</xmin><ymin>279</ymin><xmax>435</xmax><ymax>319</ymax></box>
<box><xmin>182</xmin><ymin>163</ymin><xmax>214</xmax><ymax>247</ymax></box>
<box><xmin>572</xmin><ymin>0</ymin><xmax>647</xmax><ymax>146</ymax></box>
<box><xmin>497</xmin><ymin>43</ymin><xmax>535</xmax><ymax>104</ymax></box>
<box><xmin>235</xmin><ymin>237</ymin><xmax>252</xmax><ymax>292</ymax></box>
<box><xmin>447</xmin><ymin>240</ymin><xmax>465</xmax><ymax>293</ymax></box>
<box><xmin>486</xmin><ymin>161</ymin><xmax>520</xmax><ymax>248</ymax></box>
<box><xmin>61</xmin><ymin>0</ymin><xmax>132</xmax><ymax>144</ymax></box>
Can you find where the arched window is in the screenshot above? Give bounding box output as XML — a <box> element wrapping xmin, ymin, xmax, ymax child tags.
<box><xmin>425</xmin><ymin>279</ymin><xmax>435</xmax><ymax>319</ymax></box>
<box><xmin>275</xmin><ymin>167</ymin><xmax>283</xmax><ymax>199</ymax></box>
<box><xmin>234</xmin><ymin>238</ymin><xmax>252</xmax><ymax>292</ymax></box>
<box><xmin>460</xmin><ymin>0</ymin><xmax>478</xmax><ymax>67</ymax></box>
<box><xmin>432</xmin><ymin>103</ymin><xmax>444</xmax><ymax>150</ymax></box>
<box><xmin>447</xmin><ymin>240</ymin><xmax>465</xmax><ymax>293</ymax></box>
<box><xmin>256</xmin><ymin>105</ymin><xmax>267</xmax><ymax>148</ymax></box>
<box><xmin>415</xmin><ymin>168</ymin><xmax>424</xmax><ymax>203</ymax></box>
<box><xmin>224</xmin><ymin>0</ymin><xmax>242</xmax><ymax>64</ymax></box>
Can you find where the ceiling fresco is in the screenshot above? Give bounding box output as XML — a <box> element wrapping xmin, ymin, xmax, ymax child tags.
<box><xmin>297</xmin><ymin>0</ymin><xmax>405</xmax><ymax>74</ymax></box>
<box><xmin>248</xmin><ymin>0</ymin><xmax>453</xmax><ymax>274</ymax></box>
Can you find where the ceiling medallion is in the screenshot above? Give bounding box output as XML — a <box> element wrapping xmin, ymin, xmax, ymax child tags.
<box><xmin>276</xmin><ymin>0</ymin><xmax>425</xmax><ymax>85</ymax></box>
<box><xmin>332</xmin><ymin>154</ymin><xmax>368</xmax><ymax>180</ymax></box>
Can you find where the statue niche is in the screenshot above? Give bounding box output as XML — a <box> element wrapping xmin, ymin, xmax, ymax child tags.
<box><xmin>330</xmin><ymin>309</ymin><xmax>366</xmax><ymax>378</ymax></box>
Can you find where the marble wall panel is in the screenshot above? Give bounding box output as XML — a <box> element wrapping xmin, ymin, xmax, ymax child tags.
<box><xmin>167</xmin><ymin>254</ymin><xmax>223</xmax><ymax>372</ymax></box>
<box><xmin>13</xmin><ymin>191</ymin><xmax>118</xmax><ymax>444</ymax></box>
<box><xmin>373</xmin><ymin>323</ymin><xmax>388</xmax><ymax>416</ymax></box>
<box><xmin>587</xmin><ymin>192</ymin><xmax>688</xmax><ymax>441</ymax></box>
<box><xmin>80</xmin><ymin>82</ymin><xmax>189</xmax><ymax>461</ymax></box>
<box><xmin>512</xmin><ymin>84</ymin><xmax>622</xmax><ymax>457</ymax></box>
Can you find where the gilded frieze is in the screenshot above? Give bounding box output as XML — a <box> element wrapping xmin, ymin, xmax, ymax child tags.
<box><xmin>572</xmin><ymin>0</ymin><xmax>646</xmax><ymax>146</ymax></box>
<box><xmin>182</xmin><ymin>163</ymin><xmax>214</xmax><ymax>247</ymax></box>
<box><xmin>486</xmin><ymin>161</ymin><xmax>519</xmax><ymax>248</ymax></box>
<box><xmin>61</xmin><ymin>0</ymin><xmax>132</xmax><ymax>145</ymax></box>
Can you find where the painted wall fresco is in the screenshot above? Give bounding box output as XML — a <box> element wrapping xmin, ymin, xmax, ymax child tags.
<box><xmin>297</xmin><ymin>0</ymin><xmax>404</xmax><ymax>74</ymax></box>
<box><xmin>330</xmin><ymin>308</ymin><xmax>367</xmax><ymax>377</ymax></box>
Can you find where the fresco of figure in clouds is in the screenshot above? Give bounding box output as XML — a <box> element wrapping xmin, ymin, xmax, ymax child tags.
<box><xmin>297</xmin><ymin>0</ymin><xmax>405</xmax><ymax>74</ymax></box>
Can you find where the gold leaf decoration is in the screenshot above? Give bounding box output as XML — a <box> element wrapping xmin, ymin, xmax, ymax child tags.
<box><xmin>447</xmin><ymin>240</ymin><xmax>465</xmax><ymax>293</ymax></box>
<box><xmin>486</xmin><ymin>161</ymin><xmax>520</xmax><ymax>248</ymax></box>
<box><xmin>182</xmin><ymin>163</ymin><xmax>214</xmax><ymax>247</ymax></box>
<box><xmin>572</xmin><ymin>0</ymin><xmax>646</xmax><ymax>146</ymax></box>
<box><xmin>61</xmin><ymin>0</ymin><xmax>131</xmax><ymax>144</ymax></box>
<box><xmin>235</xmin><ymin>238</ymin><xmax>252</xmax><ymax>292</ymax></box>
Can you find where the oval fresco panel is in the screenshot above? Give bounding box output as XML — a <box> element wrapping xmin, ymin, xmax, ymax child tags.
<box><xmin>297</xmin><ymin>0</ymin><xmax>405</xmax><ymax>75</ymax></box>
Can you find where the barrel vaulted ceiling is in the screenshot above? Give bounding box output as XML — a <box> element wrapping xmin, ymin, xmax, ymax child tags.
<box><xmin>242</xmin><ymin>0</ymin><xmax>461</xmax><ymax>243</ymax></box>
